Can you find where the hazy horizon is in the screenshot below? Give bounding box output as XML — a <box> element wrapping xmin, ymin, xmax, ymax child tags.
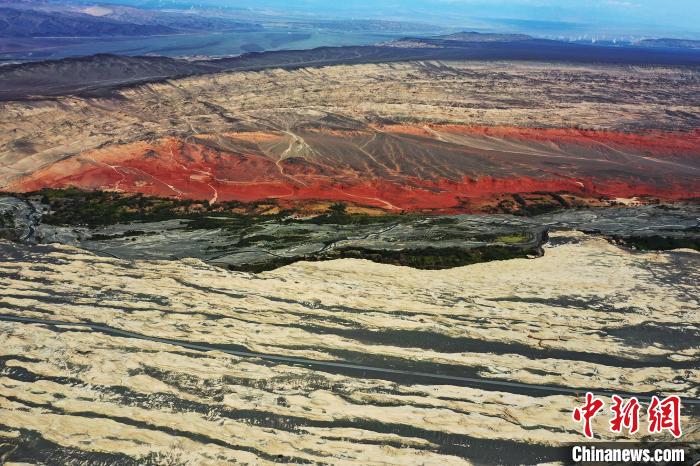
<box><xmin>4</xmin><ymin>0</ymin><xmax>700</xmax><ymax>62</ymax></box>
<box><xmin>110</xmin><ymin>0</ymin><xmax>700</xmax><ymax>39</ymax></box>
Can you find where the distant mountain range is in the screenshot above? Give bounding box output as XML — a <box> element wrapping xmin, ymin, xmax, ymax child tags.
<box><xmin>0</xmin><ymin>3</ymin><xmax>263</xmax><ymax>38</ymax></box>
<box><xmin>0</xmin><ymin>7</ymin><xmax>178</xmax><ymax>37</ymax></box>
<box><xmin>2</xmin><ymin>0</ymin><xmax>699</xmax><ymax>52</ymax></box>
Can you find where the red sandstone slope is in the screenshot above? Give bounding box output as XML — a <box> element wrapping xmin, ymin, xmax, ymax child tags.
<box><xmin>3</xmin><ymin>126</ymin><xmax>699</xmax><ymax>211</ymax></box>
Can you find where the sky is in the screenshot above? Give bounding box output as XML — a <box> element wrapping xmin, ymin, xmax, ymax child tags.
<box><xmin>151</xmin><ymin>0</ymin><xmax>700</xmax><ymax>38</ymax></box>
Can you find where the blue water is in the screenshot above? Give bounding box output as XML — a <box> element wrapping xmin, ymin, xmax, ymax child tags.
<box><xmin>0</xmin><ymin>28</ymin><xmax>404</xmax><ymax>61</ymax></box>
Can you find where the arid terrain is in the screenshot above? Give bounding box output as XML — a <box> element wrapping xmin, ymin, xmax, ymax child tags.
<box><xmin>1</xmin><ymin>37</ymin><xmax>699</xmax><ymax>465</ymax></box>
<box><xmin>1</xmin><ymin>232</ymin><xmax>698</xmax><ymax>464</ymax></box>
<box><xmin>1</xmin><ymin>60</ymin><xmax>699</xmax><ymax>211</ymax></box>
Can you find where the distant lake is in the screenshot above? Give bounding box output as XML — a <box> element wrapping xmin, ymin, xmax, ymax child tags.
<box><xmin>0</xmin><ymin>28</ymin><xmax>407</xmax><ymax>61</ymax></box>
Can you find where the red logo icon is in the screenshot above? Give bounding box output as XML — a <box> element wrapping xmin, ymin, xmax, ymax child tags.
<box><xmin>573</xmin><ymin>392</ymin><xmax>605</xmax><ymax>439</ymax></box>
<box><xmin>573</xmin><ymin>393</ymin><xmax>682</xmax><ymax>439</ymax></box>
<box><xmin>647</xmin><ymin>395</ymin><xmax>682</xmax><ymax>438</ymax></box>
<box><xmin>610</xmin><ymin>395</ymin><xmax>640</xmax><ymax>434</ymax></box>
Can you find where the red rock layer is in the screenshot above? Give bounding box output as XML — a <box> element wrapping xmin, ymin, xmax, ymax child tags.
<box><xmin>4</xmin><ymin>125</ymin><xmax>699</xmax><ymax>211</ymax></box>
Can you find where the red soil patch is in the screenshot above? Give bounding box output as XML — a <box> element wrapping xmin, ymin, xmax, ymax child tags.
<box><xmin>5</xmin><ymin>125</ymin><xmax>699</xmax><ymax>211</ymax></box>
